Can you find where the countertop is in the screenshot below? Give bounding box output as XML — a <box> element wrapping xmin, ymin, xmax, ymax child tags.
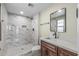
<box><xmin>40</xmin><ymin>37</ymin><xmax>78</xmax><ymax>54</ymax></box>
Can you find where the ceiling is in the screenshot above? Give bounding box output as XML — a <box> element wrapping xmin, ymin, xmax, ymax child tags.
<box><xmin>5</xmin><ymin>3</ymin><xmax>53</xmax><ymax>18</ymax></box>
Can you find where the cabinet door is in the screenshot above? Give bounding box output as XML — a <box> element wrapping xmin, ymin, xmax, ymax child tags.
<box><xmin>41</xmin><ymin>41</ymin><xmax>57</xmax><ymax>56</ymax></box>
<box><xmin>41</xmin><ymin>45</ymin><xmax>48</xmax><ymax>56</ymax></box>
<box><xmin>58</xmin><ymin>47</ymin><xmax>77</xmax><ymax>56</ymax></box>
<box><xmin>47</xmin><ymin>48</ymin><xmax>57</xmax><ymax>56</ymax></box>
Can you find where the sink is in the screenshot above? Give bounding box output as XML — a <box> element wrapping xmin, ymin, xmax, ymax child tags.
<box><xmin>45</xmin><ymin>37</ymin><xmax>55</xmax><ymax>40</ymax></box>
<box><xmin>45</xmin><ymin>37</ymin><xmax>50</xmax><ymax>39</ymax></box>
<box><xmin>40</xmin><ymin>37</ymin><xmax>58</xmax><ymax>40</ymax></box>
<box><xmin>40</xmin><ymin>37</ymin><xmax>51</xmax><ymax>40</ymax></box>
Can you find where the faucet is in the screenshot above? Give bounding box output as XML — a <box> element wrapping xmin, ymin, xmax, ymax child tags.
<box><xmin>53</xmin><ymin>31</ymin><xmax>58</xmax><ymax>39</ymax></box>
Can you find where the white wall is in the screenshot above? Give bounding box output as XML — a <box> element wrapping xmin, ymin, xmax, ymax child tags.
<box><xmin>77</xmin><ymin>4</ymin><xmax>79</xmax><ymax>53</ymax></box>
<box><xmin>0</xmin><ymin>4</ymin><xmax>8</xmax><ymax>55</ymax></box>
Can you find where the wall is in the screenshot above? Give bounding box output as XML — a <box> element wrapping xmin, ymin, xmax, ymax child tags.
<box><xmin>77</xmin><ymin>4</ymin><xmax>79</xmax><ymax>53</ymax></box>
<box><xmin>0</xmin><ymin>4</ymin><xmax>8</xmax><ymax>55</ymax></box>
<box><xmin>39</xmin><ymin>4</ymin><xmax>77</xmax><ymax>48</ymax></box>
<box><xmin>6</xmin><ymin>13</ymin><xmax>32</xmax><ymax>47</ymax></box>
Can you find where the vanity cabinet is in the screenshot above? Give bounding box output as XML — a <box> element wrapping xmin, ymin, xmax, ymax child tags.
<box><xmin>41</xmin><ymin>41</ymin><xmax>57</xmax><ymax>56</ymax></box>
<box><xmin>41</xmin><ymin>40</ymin><xmax>78</xmax><ymax>56</ymax></box>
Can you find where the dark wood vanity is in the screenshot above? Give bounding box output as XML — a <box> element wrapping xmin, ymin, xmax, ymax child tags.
<box><xmin>41</xmin><ymin>40</ymin><xmax>78</xmax><ymax>56</ymax></box>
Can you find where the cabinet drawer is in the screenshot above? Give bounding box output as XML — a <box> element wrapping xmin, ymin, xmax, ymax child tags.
<box><xmin>41</xmin><ymin>41</ymin><xmax>57</xmax><ymax>53</ymax></box>
<box><xmin>47</xmin><ymin>48</ymin><xmax>57</xmax><ymax>56</ymax></box>
<box><xmin>58</xmin><ymin>47</ymin><xmax>78</xmax><ymax>56</ymax></box>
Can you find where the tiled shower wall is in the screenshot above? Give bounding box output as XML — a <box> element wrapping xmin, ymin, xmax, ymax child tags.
<box><xmin>0</xmin><ymin>4</ymin><xmax>9</xmax><ymax>55</ymax></box>
<box><xmin>6</xmin><ymin>13</ymin><xmax>33</xmax><ymax>47</ymax></box>
<box><xmin>32</xmin><ymin>14</ymin><xmax>39</xmax><ymax>45</ymax></box>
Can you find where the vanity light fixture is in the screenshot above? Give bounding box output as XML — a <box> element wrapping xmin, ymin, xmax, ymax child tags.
<box><xmin>20</xmin><ymin>11</ymin><xmax>24</xmax><ymax>15</ymax></box>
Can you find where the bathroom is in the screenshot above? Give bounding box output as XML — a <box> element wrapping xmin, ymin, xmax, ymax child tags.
<box><xmin>0</xmin><ymin>3</ymin><xmax>79</xmax><ymax>56</ymax></box>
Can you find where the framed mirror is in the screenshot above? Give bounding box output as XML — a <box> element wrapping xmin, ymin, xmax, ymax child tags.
<box><xmin>50</xmin><ymin>8</ymin><xmax>66</xmax><ymax>32</ymax></box>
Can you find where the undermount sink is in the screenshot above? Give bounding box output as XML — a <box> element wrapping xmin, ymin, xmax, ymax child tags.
<box><xmin>40</xmin><ymin>36</ymin><xmax>59</xmax><ymax>40</ymax></box>
<box><xmin>45</xmin><ymin>37</ymin><xmax>51</xmax><ymax>39</ymax></box>
<box><xmin>40</xmin><ymin>37</ymin><xmax>51</xmax><ymax>39</ymax></box>
<box><xmin>45</xmin><ymin>37</ymin><xmax>55</xmax><ymax>39</ymax></box>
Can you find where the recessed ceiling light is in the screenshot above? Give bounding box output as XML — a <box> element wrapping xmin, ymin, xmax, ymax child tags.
<box><xmin>20</xmin><ymin>11</ymin><xmax>24</xmax><ymax>15</ymax></box>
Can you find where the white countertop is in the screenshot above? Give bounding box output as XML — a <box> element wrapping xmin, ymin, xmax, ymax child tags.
<box><xmin>40</xmin><ymin>37</ymin><xmax>78</xmax><ymax>54</ymax></box>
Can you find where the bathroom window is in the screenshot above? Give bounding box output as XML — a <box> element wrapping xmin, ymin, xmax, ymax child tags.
<box><xmin>57</xmin><ymin>19</ymin><xmax>64</xmax><ymax>32</ymax></box>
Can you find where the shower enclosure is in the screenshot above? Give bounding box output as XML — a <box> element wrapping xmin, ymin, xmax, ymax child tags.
<box><xmin>6</xmin><ymin>24</ymin><xmax>32</xmax><ymax>47</ymax></box>
<box><xmin>5</xmin><ymin>14</ymin><xmax>34</xmax><ymax>55</ymax></box>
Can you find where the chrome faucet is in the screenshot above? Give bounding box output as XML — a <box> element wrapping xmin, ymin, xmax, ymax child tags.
<box><xmin>53</xmin><ymin>32</ymin><xmax>58</xmax><ymax>39</ymax></box>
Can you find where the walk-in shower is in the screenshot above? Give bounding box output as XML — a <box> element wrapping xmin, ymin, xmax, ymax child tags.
<box><xmin>5</xmin><ymin>14</ymin><xmax>34</xmax><ymax>55</ymax></box>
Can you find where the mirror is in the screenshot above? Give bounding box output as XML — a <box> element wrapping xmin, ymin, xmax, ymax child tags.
<box><xmin>50</xmin><ymin>8</ymin><xmax>66</xmax><ymax>32</ymax></box>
